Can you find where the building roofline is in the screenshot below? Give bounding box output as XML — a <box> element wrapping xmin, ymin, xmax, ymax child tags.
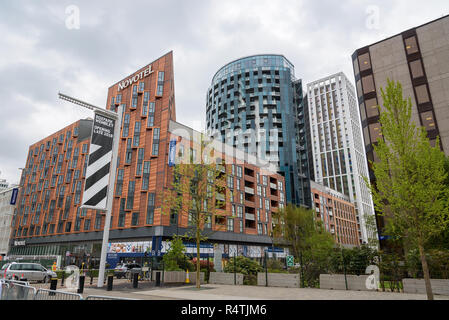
<box><xmin>352</xmin><ymin>14</ymin><xmax>449</xmax><ymax>55</ymax></box>
<box><xmin>108</xmin><ymin>51</ymin><xmax>173</xmax><ymax>89</ymax></box>
<box><xmin>211</xmin><ymin>54</ymin><xmax>295</xmax><ymax>83</ymax></box>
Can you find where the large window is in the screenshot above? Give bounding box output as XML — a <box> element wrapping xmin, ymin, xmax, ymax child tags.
<box><xmin>362</xmin><ymin>75</ymin><xmax>375</xmax><ymax>94</ymax></box>
<box><xmin>420</xmin><ymin>111</ymin><xmax>436</xmax><ymax>131</ymax></box>
<box><xmin>410</xmin><ymin>59</ymin><xmax>424</xmax><ymax>79</ymax></box>
<box><xmin>405</xmin><ymin>36</ymin><xmax>419</xmax><ymax>55</ymax></box>
<box><xmin>358</xmin><ymin>52</ymin><xmax>371</xmax><ymax>72</ymax></box>
<box><xmin>365</xmin><ymin>98</ymin><xmax>379</xmax><ymax>118</ymax></box>
<box><xmin>146</xmin><ymin>193</ymin><xmax>155</xmax><ymax>224</ymax></box>
<box><xmin>368</xmin><ymin>123</ymin><xmax>382</xmax><ymax>143</ymax></box>
<box><xmin>126</xmin><ymin>181</ymin><xmax>135</xmax><ymax>210</ymax></box>
<box><xmin>415</xmin><ymin>84</ymin><xmax>430</xmax><ymax>104</ymax></box>
<box><xmin>152</xmin><ymin>128</ymin><xmax>160</xmax><ymax>156</ymax></box>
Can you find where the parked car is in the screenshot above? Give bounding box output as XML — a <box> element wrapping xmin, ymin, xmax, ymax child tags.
<box><xmin>114</xmin><ymin>263</ymin><xmax>141</xmax><ymax>279</ymax></box>
<box><xmin>2</xmin><ymin>262</ymin><xmax>57</xmax><ymax>283</ymax></box>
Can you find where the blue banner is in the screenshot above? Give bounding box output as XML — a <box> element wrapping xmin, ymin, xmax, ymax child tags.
<box><xmin>10</xmin><ymin>188</ymin><xmax>19</xmax><ymax>205</ymax></box>
<box><xmin>168</xmin><ymin>139</ymin><xmax>176</xmax><ymax>167</ymax></box>
<box><xmin>151</xmin><ymin>236</ymin><xmax>162</xmax><ymax>256</ymax></box>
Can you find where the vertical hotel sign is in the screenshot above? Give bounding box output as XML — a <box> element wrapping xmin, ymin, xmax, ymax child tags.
<box><xmin>82</xmin><ymin>113</ymin><xmax>115</xmax><ymax>210</ymax></box>
<box><xmin>168</xmin><ymin>139</ymin><xmax>176</xmax><ymax>167</ymax></box>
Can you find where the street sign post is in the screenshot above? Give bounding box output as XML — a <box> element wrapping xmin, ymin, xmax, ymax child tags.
<box><xmin>286</xmin><ymin>255</ymin><xmax>294</xmax><ymax>268</ymax></box>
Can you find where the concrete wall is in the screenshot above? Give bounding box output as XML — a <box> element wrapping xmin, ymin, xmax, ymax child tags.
<box><xmin>257</xmin><ymin>273</ymin><xmax>300</xmax><ymax>288</ymax></box>
<box><xmin>188</xmin><ymin>271</ymin><xmax>205</xmax><ymax>284</ymax></box>
<box><xmin>320</xmin><ymin>274</ymin><xmax>374</xmax><ymax>291</ymax></box>
<box><xmin>209</xmin><ymin>272</ymin><xmax>244</xmax><ymax>285</ymax></box>
<box><xmin>403</xmin><ymin>278</ymin><xmax>449</xmax><ymax>296</ymax></box>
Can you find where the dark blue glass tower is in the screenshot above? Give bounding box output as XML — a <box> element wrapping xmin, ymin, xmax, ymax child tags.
<box><xmin>206</xmin><ymin>54</ymin><xmax>311</xmax><ymax>207</ymax></box>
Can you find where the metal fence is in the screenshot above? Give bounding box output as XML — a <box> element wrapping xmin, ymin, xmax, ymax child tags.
<box><xmin>0</xmin><ymin>280</ymin><xmax>36</xmax><ymax>300</ymax></box>
<box><xmin>84</xmin><ymin>295</ymin><xmax>137</xmax><ymax>300</ymax></box>
<box><xmin>33</xmin><ymin>288</ymin><xmax>83</xmax><ymax>300</ymax></box>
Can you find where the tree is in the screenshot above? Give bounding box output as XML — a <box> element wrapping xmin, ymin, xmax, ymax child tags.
<box><xmin>272</xmin><ymin>204</ymin><xmax>334</xmax><ymax>287</ymax></box>
<box><xmin>367</xmin><ymin>79</ymin><xmax>449</xmax><ymax>300</ymax></box>
<box><xmin>162</xmin><ymin>134</ymin><xmax>229</xmax><ymax>288</ymax></box>
<box><xmin>162</xmin><ymin>235</ymin><xmax>188</xmax><ymax>271</ymax></box>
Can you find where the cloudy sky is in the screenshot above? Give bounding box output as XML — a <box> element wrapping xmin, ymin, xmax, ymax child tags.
<box><xmin>0</xmin><ymin>0</ymin><xmax>448</xmax><ymax>184</ymax></box>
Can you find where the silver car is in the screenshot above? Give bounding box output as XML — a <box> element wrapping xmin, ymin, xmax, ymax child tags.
<box><xmin>2</xmin><ymin>262</ymin><xmax>57</xmax><ymax>283</ymax></box>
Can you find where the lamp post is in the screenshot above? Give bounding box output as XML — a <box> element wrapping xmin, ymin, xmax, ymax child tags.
<box><xmin>58</xmin><ymin>93</ymin><xmax>122</xmax><ymax>288</ymax></box>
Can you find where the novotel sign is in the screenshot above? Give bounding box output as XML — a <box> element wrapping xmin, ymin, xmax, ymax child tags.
<box><xmin>117</xmin><ymin>65</ymin><xmax>154</xmax><ymax>92</ymax></box>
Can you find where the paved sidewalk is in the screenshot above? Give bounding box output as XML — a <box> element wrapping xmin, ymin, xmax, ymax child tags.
<box><xmin>72</xmin><ymin>283</ymin><xmax>449</xmax><ymax>300</ymax></box>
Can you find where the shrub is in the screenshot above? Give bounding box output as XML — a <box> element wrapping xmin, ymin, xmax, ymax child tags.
<box><xmin>223</xmin><ymin>256</ymin><xmax>262</xmax><ymax>277</ymax></box>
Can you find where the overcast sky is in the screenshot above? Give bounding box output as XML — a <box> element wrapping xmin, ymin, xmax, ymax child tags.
<box><xmin>0</xmin><ymin>0</ymin><xmax>448</xmax><ymax>185</ymax></box>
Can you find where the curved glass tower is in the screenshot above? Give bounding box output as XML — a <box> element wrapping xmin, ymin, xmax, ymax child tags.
<box><xmin>206</xmin><ymin>54</ymin><xmax>311</xmax><ymax>207</ymax></box>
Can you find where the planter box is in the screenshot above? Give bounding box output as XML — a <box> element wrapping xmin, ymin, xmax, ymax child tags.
<box><xmin>257</xmin><ymin>273</ymin><xmax>300</xmax><ymax>288</ymax></box>
<box><xmin>150</xmin><ymin>271</ymin><xmax>206</xmax><ymax>284</ymax></box>
<box><xmin>403</xmin><ymin>278</ymin><xmax>449</xmax><ymax>296</ymax></box>
<box><xmin>209</xmin><ymin>272</ymin><xmax>244</xmax><ymax>285</ymax></box>
<box><xmin>320</xmin><ymin>274</ymin><xmax>374</xmax><ymax>291</ymax></box>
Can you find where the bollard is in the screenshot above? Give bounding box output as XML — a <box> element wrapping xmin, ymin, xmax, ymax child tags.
<box><xmin>78</xmin><ymin>275</ymin><xmax>85</xmax><ymax>294</ymax></box>
<box><xmin>61</xmin><ymin>272</ymin><xmax>65</xmax><ymax>287</ymax></box>
<box><xmin>133</xmin><ymin>272</ymin><xmax>139</xmax><ymax>288</ymax></box>
<box><xmin>50</xmin><ymin>278</ymin><xmax>58</xmax><ymax>296</ymax></box>
<box><xmin>155</xmin><ymin>271</ymin><xmax>161</xmax><ymax>287</ymax></box>
<box><xmin>90</xmin><ymin>273</ymin><xmax>93</xmax><ymax>285</ymax></box>
<box><xmin>107</xmin><ymin>275</ymin><xmax>113</xmax><ymax>291</ymax></box>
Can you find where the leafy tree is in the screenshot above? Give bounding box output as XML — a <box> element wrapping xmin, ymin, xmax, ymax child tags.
<box><xmin>162</xmin><ymin>235</ymin><xmax>188</xmax><ymax>271</ymax></box>
<box><xmin>367</xmin><ymin>79</ymin><xmax>449</xmax><ymax>300</ymax></box>
<box><xmin>272</xmin><ymin>204</ymin><xmax>334</xmax><ymax>287</ymax></box>
<box><xmin>162</xmin><ymin>135</ymin><xmax>229</xmax><ymax>288</ymax></box>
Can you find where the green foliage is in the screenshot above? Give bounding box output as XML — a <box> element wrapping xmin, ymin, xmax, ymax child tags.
<box><xmin>162</xmin><ymin>235</ymin><xmax>188</xmax><ymax>271</ymax></box>
<box><xmin>273</xmin><ymin>204</ymin><xmax>335</xmax><ymax>287</ymax></box>
<box><xmin>223</xmin><ymin>256</ymin><xmax>262</xmax><ymax>276</ymax></box>
<box><xmin>367</xmin><ymin>79</ymin><xmax>449</xmax><ymax>299</ymax></box>
<box><xmin>267</xmin><ymin>259</ymin><xmax>287</xmax><ymax>273</ymax></box>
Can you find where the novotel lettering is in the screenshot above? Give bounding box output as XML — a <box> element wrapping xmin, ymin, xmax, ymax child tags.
<box><xmin>117</xmin><ymin>65</ymin><xmax>154</xmax><ymax>92</ymax></box>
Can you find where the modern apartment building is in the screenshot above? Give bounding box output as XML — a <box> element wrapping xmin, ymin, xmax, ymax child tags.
<box><xmin>352</xmin><ymin>15</ymin><xmax>449</xmax><ymax>244</ymax></box>
<box><xmin>310</xmin><ymin>180</ymin><xmax>359</xmax><ymax>248</ymax></box>
<box><xmin>306</xmin><ymin>72</ymin><xmax>376</xmax><ymax>245</ymax></box>
<box><xmin>206</xmin><ymin>54</ymin><xmax>311</xmax><ymax>208</ymax></box>
<box><xmin>8</xmin><ymin>52</ymin><xmax>287</xmax><ymax>267</ymax></box>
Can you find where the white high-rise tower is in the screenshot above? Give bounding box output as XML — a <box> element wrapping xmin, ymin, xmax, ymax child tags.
<box><xmin>306</xmin><ymin>72</ymin><xmax>376</xmax><ymax>245</ymax></box>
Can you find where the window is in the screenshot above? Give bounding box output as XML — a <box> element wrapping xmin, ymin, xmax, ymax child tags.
<box><xmin>118</xmin><ymin>198</ymin><xmax>126</xmax><ymax>227</ymax></box>
<box><xmin>420</xmin><ymin>111</ymin><xmax>436</xmax><ymax>131</ymax></box>
<box><xmin>84</xmin><ymin>219</ymin><xmax>91</xmax><ymax>231</ymax></box>
<box><xmin>123</xmin><ymin>114</ymin><xmax>130</xmax><ymax>137</ymax></box>
<box><xmin>415</xmin><ymin>84</ymin><xmax>430</xmax><ymax>104</ymax></box>
<box><xmin>142</xmin><ymin>161</ymin><xmax>150</xmax><ymax>190</ymax></box>
<box><xmin>158</xmin><ymin>71</ymin><xmax>165</xmax><ymax>82</ymax></box>
<box><xmin>131</xmin><ymin>212</ymin><xmax>139</xmax><ymax>226</ymax></box>
<box><xmin>156</xmin><ymin>85</ymin><xmax>163</xmax><ymax>96</ymax></box>
<box><xmin>410</xmin><ymin>59</ymin><xmax>424</xmax><ymax>79</ymax></box>
<box><xmin>116</xmin><ymin>169</ymin><xmax>124</xmax><ymax>195</ymax></box>
<box><xmin>365</xmin><ymin>98</ymin><xmax>379</xmax><ymax>118</ymax></box>
<box><xmin>358</xmin><ymin>52</ymin><xmax>371</xmax><ymax>72</ymax></box>
<box><xmin>369</xmin><ymin>123</ymin><xmax>382</xmax><ymax>143</ymax></box>
<box><xmin>405</xmin><ymin>36</ymin><xmax>419</xmax><ymax>55</ymax></box>
<box><xmin>139</xmin><ymin>82</ymin><xmax>145</xmax><ymax>91</ymax></box>
<box><xmin>125</xmin><ymin>138</ymin><xmax>132</xmax><ymax>165</ymax></box>
<box><xmin>146</xmin><ymin>193</ymin><xmax>155</xmax><ymax>224</ymax></box>
<box><xmin>126</xmin><ymin>181</ymin><xmax>135</xmax><ymax>210</ymax></box>
<box><xmin>362</xmin><ymin>75</ymin><xmax>375</xmax><ymax>94</ymax></box>
<box><xmin>227</xmin><ymin>218</ymin><xmax>234</xmax><ymax>232</ymax></box>
<box><xmin>136</xmin><ymin>148</ymin><xmax>144</xmax><ymax>175</ymax></box>
<box><xmin>94</xmin><ymin>211</ymin><xmax>102</xmax><ymax>229</ymax></box>
<box><xmin>152</xmin><ymin>128</ymin><xmax>160</xmax><ymax>156</ymax></box>
<box><xmin>133</xmin><ymin>121</ymin><xmax>141</xmax><ymax>147</ymax></box>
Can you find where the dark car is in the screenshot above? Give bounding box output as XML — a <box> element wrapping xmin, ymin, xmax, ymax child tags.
<box><xmin>114</xmin><ymin>263</ymin><xmax>141</xmax><ymax>279</ymax></box>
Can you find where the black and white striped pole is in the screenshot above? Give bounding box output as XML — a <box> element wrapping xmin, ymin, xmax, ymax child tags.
<box><xmin>58</xmin><ymin>93</ymin><xmax>123</xmax><ymax>288</ymax></box>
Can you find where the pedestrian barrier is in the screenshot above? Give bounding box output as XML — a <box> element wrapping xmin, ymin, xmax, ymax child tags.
<box><xmin>33</xmin><ymin>288</ymin><xmax>83</xmax><ymax>300</ymax></box>
<box><xmin>0</xmin><ymin>281</ymin><xmax>36</xmax><ymax>300</ymax></box>
<box><xmin>84</xmin><ymin>295</ymin><xmax>138</xmax><ymax>300</ymax></box>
